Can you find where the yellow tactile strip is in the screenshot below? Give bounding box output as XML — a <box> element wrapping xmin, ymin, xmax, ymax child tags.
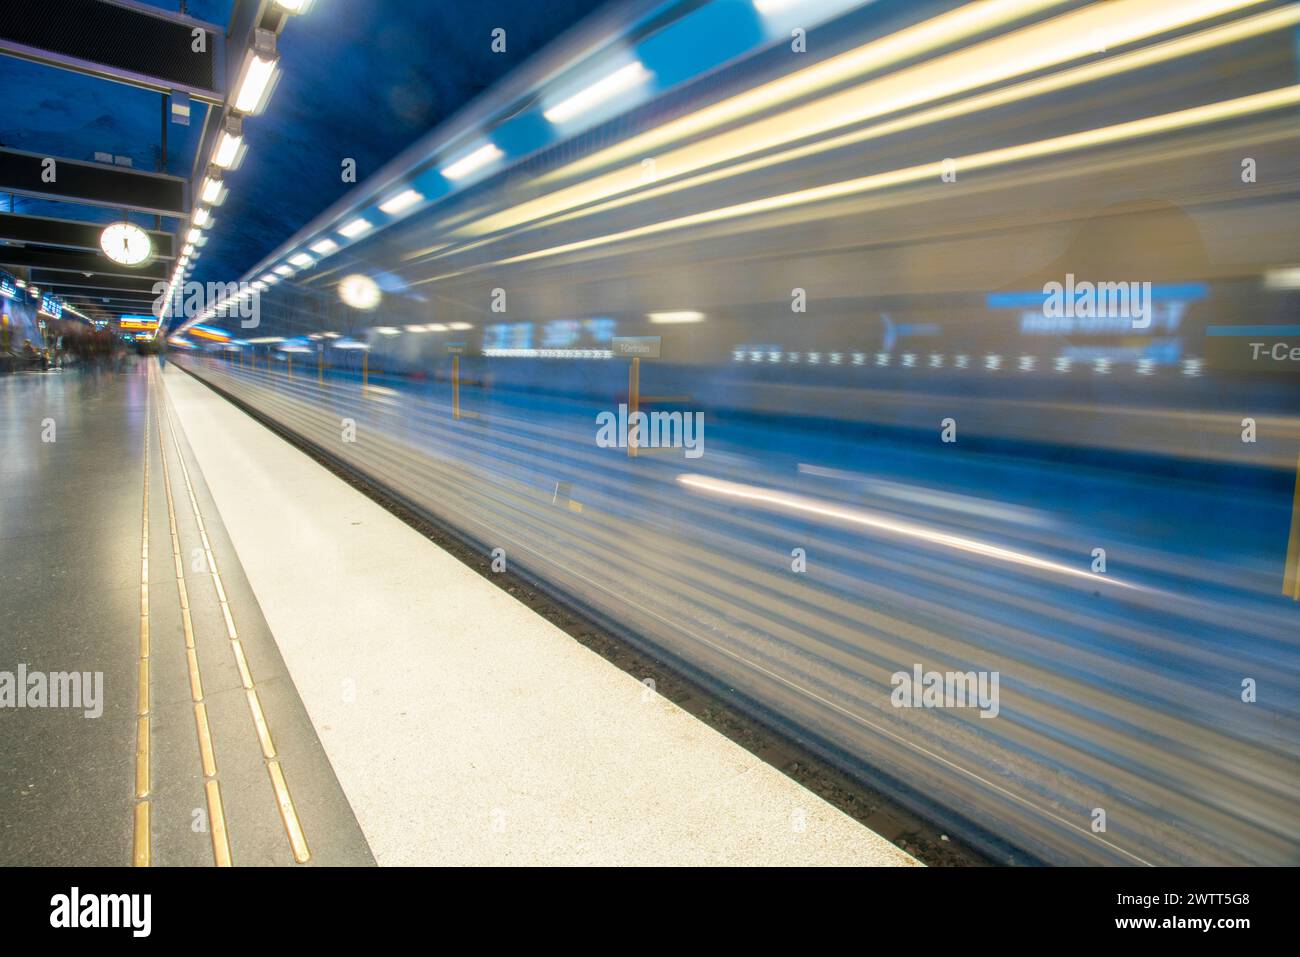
<box><xmin>153</xmin><ymin>367</ymin><xmax>233</xmax><ymax>866</ymax></box>
<box><xmin>133</xmin><ymin>394</ymin><xmax>151</xmax><ymax>867</ymax></box>
<box><xmin>157</xmin><ymin>373</ymin><xmax>311</xmax><ymax>864</ymax></box>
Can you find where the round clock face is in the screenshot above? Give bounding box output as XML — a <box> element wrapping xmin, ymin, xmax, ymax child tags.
<box><xmin>100</xmin><ymin>222</ymin><xmax>152</xmax><ymax>266</ymax></box>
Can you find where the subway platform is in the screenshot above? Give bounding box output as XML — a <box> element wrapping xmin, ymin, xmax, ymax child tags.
<box><xmin>0</xmin><ymin>358</ymin><xmax>918</xmax><ymax>867</ymax></box>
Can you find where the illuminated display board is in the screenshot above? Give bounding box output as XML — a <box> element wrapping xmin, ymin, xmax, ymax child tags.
<box><xmin>120</xmin><ymin>315</ymin><xmax>161</xmax><ymax>331</ymax></box>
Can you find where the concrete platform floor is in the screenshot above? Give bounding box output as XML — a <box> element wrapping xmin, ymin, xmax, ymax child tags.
<box><xmin>162</xmin><ymin>362</ymin><xmax>918</xmax><ymax>866</ymax></box>
<box><xmin>0</xmin><ymin>361</ymin><xmax>372</xmax><ymax>866</ymax></box>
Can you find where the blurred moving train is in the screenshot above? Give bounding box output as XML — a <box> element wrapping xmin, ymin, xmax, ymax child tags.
<box><xmin>171</xmin><ymin>0</ymin><xmax>1300</xmax><ymax>864</ymax></box>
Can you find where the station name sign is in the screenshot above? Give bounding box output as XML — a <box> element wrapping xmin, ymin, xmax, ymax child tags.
<box><xmin>611</xmin><ymin>336</ymin><xmax>661</xmax><ymax>359</ymax></box>
<box><xmin>1205</xmin><ymin>324</ymin><xmax>1300</xmax><ymax>374</ymax></box>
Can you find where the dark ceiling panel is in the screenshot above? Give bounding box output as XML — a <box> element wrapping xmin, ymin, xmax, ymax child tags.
<box><xmin>0</xmin><ymin>148</ymin><xmax>188</xmax><ymax>217</ymax></box>
<box><xmin>0</xmin><ymin>0</ymin><xmax>222</xmax><ymax>101</ymax></box>
<box><xmin>0</xmin><ymin>244</ymin><xmax>168</xmax><ymax>279</ymax></box>
<box><xmin>0</xmin><ymin>212</ymin><xmax>174</xmax><ymax>258</ymax></box>
<box><xmin>30</xmin><ymin>269</ymin><xmax>162</xmax><ymax>295</ymax></box>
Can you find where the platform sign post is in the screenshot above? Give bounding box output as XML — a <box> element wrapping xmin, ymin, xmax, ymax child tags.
<box><xmin>612</xmin><ymin>337</ymin><xmax>660</xmax><ymax>457</ymax></box>
<box><xmin>447</xmin><ymin>343</ymin><xmax>466</xmax><ymax>420</ymax></box>
<box><xmin>318</xmin><ymin>345</ymin><xmax>324</xmax><ymax>384</ymax></box>
<box><xmin>362</xmin><ymin>349</ymin><xmax>368</xmax><ymax>395</ymax></box>
<box><xmin>1286</xmin><ymin>449</ymin><xmax>1300</xmax><ymax>600</ymax></box>
<box><xmin>628</xmin><ymin>358</ymin><xmax>640</xmax><ymax>456</ymax></box>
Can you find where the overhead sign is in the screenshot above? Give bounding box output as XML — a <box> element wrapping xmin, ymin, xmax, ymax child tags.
<box><xmin>446</xmin><ymin>342</ymin><xmax>467</xmax><ymax>355</ymax></box>
<box><xmin>39</xmin><ymin>295</ymin><xmax>62</xmax><ymax>319</ymax></box>
<box><xmin>612</xmin><ymin>336</ymin><xmax>661</xmax><ymax>358</ymax></box>
<box><xmin>120</xmin><ymin>315</ymin><xmax>161</xmax><ymax>331</ymax></box>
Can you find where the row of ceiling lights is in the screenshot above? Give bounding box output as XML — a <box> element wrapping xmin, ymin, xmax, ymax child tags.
<box><xmin>193</xmin><ymin>10</ymin><xmax>670</xmax><ymax>323</ymax></box>
<box><xmin>162</xmin><ymin>0</ymin><xmax>312</xmax><ymax>318</ymax></box>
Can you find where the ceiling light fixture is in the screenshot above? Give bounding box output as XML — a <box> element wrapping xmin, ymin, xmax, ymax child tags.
<box><xmin>233</xmin><ymin>30</ymin><xmax>281</xmax><ymax>115</ymax></box>
<box><xmin>543</xmin><ymin>61</ymin><xmax>651</xmax><ymax>124</ymax></box>
<box><xmin>212</xmin><ymin>115</ymin><xmax>247</xmax><ymax>170</ymax></box>
<box><xmin>441</xmin><ymin>143</ymin><xmax>503</xmax><ymax>181</ymax></box>
<box><xmin>199</xmin><ymin>167</ymin><xmax>228</xmax><ymax>205</ymax></box>
<box><xmin>339</xmin><ymin>217</ymin><xmax>373</xmax><ymax>238</ymax></box>
<box><xmin>379</xmin><ymin>188</ymin><xmax>423</xmax><ymax>214</ymax></box>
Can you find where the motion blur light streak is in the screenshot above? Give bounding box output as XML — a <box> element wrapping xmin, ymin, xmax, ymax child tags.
<box><xmin>464</xmin><ymin>0</ymin><xmax>1274</xmax><ymax>241</ymax></box>
<box><xmin>1265</xmin><ymin>267</ymin><xmax>1300</xmax><ymax>289</ymax></box>
<box><xmin>677</xmin><ymin>474</ymin><xmax>1134</xmax><ymax>587</ymax></box>
<box><xmin>475</xmin><ymin>85</ymin><xmax>1300</xmax><ymax>273</ymax></box>
<box><xmin>648</xmin><ymin>311</ymin><xmax>705</xmax><ymax>324</ymax></box>
<box><xmin>549</xmin><ymin>0</ymin><xmax>1072</xmax><ymax>181</ymax></box>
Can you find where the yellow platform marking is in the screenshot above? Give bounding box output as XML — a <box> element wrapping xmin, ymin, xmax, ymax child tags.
<box><xmin>159</xmin><ymin>385</ymin><xmax>312</xmax><ymax>863</ymax></box>
<box><xmin>134</xmin><ymin>716</ymin><xmax>150</xmax><ymax>800</ymax></box>
<box><xmin>268</xmin><ymin>761</ymin><xmax>311</xmax><ymax>864</ymax></box>
<box><xmin>137</xmin><ymin>660</ymin><xmax>149</xmax><ymax>716</ymax></box>
<box><xmin>132</xmin><ymin>803</ymin><xmax>150</xmax><ymax>867</ymax></box>
<box><xmin>247</xmin><ymin>689</ymin><xmax>277</xmax><ymax>760</ymax></box>
<box><xmin>231</xmin><ymin>639</ymin><xmax>254</xmax><ymax>690</ymax></box>
<box><xmin>153</xmin><ymin>375</ymin><xmax>232</xmax><ymax>866</ymax></box>
<box><xmin>133</xmin><ymin>398</ymin><xmax>151</xmax><ymax>865</ymax></box>
<box><xmin>205</xmin><ymin>780</ymin><xmax>232</xmax><ymax>867</ymax></box>
<box><xmin>186</xmin><ymin>647</ymin><xmax>205</xmax><ymax>701</ymax></box>
<box><xmin>194</xmin><ymin>703</ymin><xmax>218</xmax><ymax>779</ymax></box>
